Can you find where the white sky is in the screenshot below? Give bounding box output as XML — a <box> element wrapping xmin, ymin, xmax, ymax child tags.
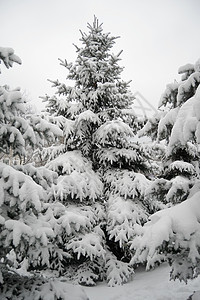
<box><xmin>1</xmin><ymin>0</ymin><xmax>200</xmax><ymax>111</ymax></box>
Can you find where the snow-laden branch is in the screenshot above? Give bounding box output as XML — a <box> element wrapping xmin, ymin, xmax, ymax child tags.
<box><xmin>0</xmin><ymin>47</ymin><xmax>22</xmax><ymax>73</ymax></box>
<box><xmin>130</xmin><ymin>189</ymin><xmax>200</xmax><ymax>281</ymax></box>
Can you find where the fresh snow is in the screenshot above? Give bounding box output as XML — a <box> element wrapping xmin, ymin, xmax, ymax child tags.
<box><xmin>46</xmin><ymin>151</ymin><xmax>103</xmax><ymax>201</ymax></box>
<box><xmin>177</xmin><ymin>72</ymin><xmax>200</xmax><ymax>106</ymax></box>
<box><xmin>76</xmin><ymin>110</ymin><xmax>100</xmax><ymax>124</ymax></box>
<box><xmin>67</xmin><ymin>231</ymin><xmax>106</xmax><ymax>260</ymax></box>
<box><xmin>158</xmin><ymin>82</ymin><xmax>179</xmax><ymax>108</ymax></box>
<box><xmin>166</xmin><ymin>84</ymin><xmax>200</xmax><ymax>155</ymax></box>
<box><xmin>1</xmin><ymin>30</ymin><xmax>200</xmax><ymax>300</ymax></box>
<box><xmin>168</xmin><ymin>161</ymin><xmax>195</xmax><ymax>174</ymax></box>
<box><xmin>130</xmin><ymin>190</ymin><xmax>200</xmax><ymax>280</ymax></box>
<box><xmin>0</xmin><ymin>47</ymin><xmax>22</xmax><ymax>72</ymax></box>
<box><xmin>178</xmin><ymin>63</ymin><xmax>194</xmax><ymax>75</ymax></box>
<box><xmin>158</xmin><ymin>107</ymin><xmax>178</xmax><ymax>140</ymax></box>
<box><xmin>83</xmin><ymin>264</ymin><xmax>200</xmax><ymax>300</ymax></box>
<box><xmin>94</xmin><ymin>120</ymin><xmax>133</xmax><ymax>146</ymax></box>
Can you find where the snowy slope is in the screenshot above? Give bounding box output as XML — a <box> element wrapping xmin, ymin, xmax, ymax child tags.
<box><xmin>83</xmin><ymin>264</ymin><xmax>200</xmax><ymax>300</ymax></box>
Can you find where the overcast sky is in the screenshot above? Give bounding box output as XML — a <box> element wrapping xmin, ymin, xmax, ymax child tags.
<box><xmin>1</xmin><ymin>0</ymin><xmax>200</xmax><ymax>111</ymax></box>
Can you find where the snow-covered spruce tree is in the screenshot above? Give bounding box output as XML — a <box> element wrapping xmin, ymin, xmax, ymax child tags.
<box><xmin>0</xmin><ymin>47</ymin><xmax>49</xmax><ymax>295</ymax></box>
<box><xmin>42</xmin><ymin>17</ymin><xmax>153</xmax><ymax>285</ymax></box>
<box><xmin>131</xmin><ymin>58</ymin><xmax>200</xmax><ymax>282</ymax></box>
<box><xmin>0</xmin><ymin>48</ymin><xmax>89</xmax><ymax>299</ymax></box>
<box><xmin>140</xmin><ymin>59</ymin><xmax>200</xmax><ymax>208</ymax></box>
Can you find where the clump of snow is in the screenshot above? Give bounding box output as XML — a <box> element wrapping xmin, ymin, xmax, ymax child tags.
<box><xmin>0</xmin><ymin>162</ymin><xmax>46</xmax><ymax>210</ymax></box>
<box><xmin>165</xmin><ymin>176</ymin><xmax>191</xmax><ymax>203</ymax></box>
<box><xmin>0</xmin><ymin>47</ymin><xmax>22</xmax><ymax>73</ymax></box>
<box><xmin>94</xmin><ymin>120</ymin><xmax>133</xmax><ymax>147</ymax></box>
<box><xmin>138</xmin><ymin>110</ymin><xmax>164</xmax><ymax>140</ymax></box>
<box><xmin>105</xmin><ymin>251</ymin><xmax>134</xmax><ymax>287</ymax></box>
<box><xmin>30</xmin><ymin>115</ymin><xmax>63</xmax><ymax>146</ymax></box>
<box><xmin>168</xmin><ymin>84</ymin><xmax>200</xmax><ymax>152</ymax></box>
<box><xmin>47</xmin><ymin>151</ymin><xmax>103</xmax><ymax>202</ymax></box>
<box><xmin>107</xmin><ymin>196</ymin><xmax>148</xmax><ymax>247</ymax></box>
<box><xmin>38</xmin><ymin>144</ymin><xmax>66</xmax><ymax>163</ymax></box>
<box><xmin>178</xmin><ymin>63</ymin><xmax>195</xmax><ymax>81</ymax></box>
<box><xmin>76</xmin><ymin>109</ymin><xmax>100</xmax><ymax>124</ymax></box>
<box><xmin>67</xmin><ymin>261</ymin><xmax>99</xmax><ymax>286</ymax></box>
<box><xmin>130</xmin><ymin>191</ymin><xmax>200</xmax><ymax>281</ymax></box>
<box><xmin>5</xmin><ymin>220</ymin><xmax>32</xmax><ymax>247</ymax></box>
<box><xmin>178</xmin><ymin>63</ymin><xmax>195</xmax><ymax>75</ymax></box>
<box><xmin>57</xmin><ymin>205</ymin><xmax>97</xmax><ymax>235</ymax></box>
<box><xmin>96</xmin><ymin>148</ymin><xmax>140</xmax><ymax>167</ymax></box>
<box><xmin>46</xmin><ymin>151</ymin><xmax>90</xmax><ymax>174</ymax></box>
<box><xmin>177</xmin><ymin>72</ymin><xmax>200</xmax><ymax>106</ymax></box>
<box><xmin>194</xmin><ymin>58</ymin><xmax>200</xmax><ymax>72</ymax></box>
<box><xmin>157</xmin><ymin>107</ymin><xmax>179</xmax><ymax>140</ymax></box>
<box><xmin>158</xmin><ymin>82</ymin><xmax>179</xmax><ymax>108</ymax></box>
<box><xmin>67</xmin><ymin>231</ymin><xmax>106</xmax><ymax>261</ymax></box>
<box><xmin>15</xmin><ymin>163</ymin><xmax>58</xmax><ymax>190</ymax></box>
<box><xmin>105</xmin><ymin>170</ymin><xmax>150</xmax><ymax>200</ymax></box>
<box><xmin>168</xmin><ymin>161</ymin><xmax>195</xmax><ymax>175</ymax></box>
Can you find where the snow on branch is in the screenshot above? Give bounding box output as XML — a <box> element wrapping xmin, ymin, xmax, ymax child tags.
<box><xmin>158</xmin><ymin>82</ymin><xmax>179</xmax><ymax>108</ymax></box>
<box><xmin>0</xmin><ymin>47</ymin><xmax>22</xmax><ymax>73</ymax></box>
<box><xmin>94</xmin><ymin>120</ymin><xmax>133</xmax><ymax>147</ymax></box>
<box><xmin>177</xmin><ymin>72</ymin><xmax>200</xmax><ymax>106</ymax></box>
<box><xmin>168</xmin><ymin>161</ymin><xmax>195</xmax><ymax>175</ymax></box>
<box><xmin>76</xmin><ymin>109</ymin><xmax>100</xmax><ymax>124</ymax></box>
<box><xmin>46</xmin><ymin>150</ymin><xmax>91</xmax><ymax>174</ymax></box>
<box><xmin>107</xmin><ymin>196</ymin><xmax>148</xmax><ymax>247</ymax></box>
<box><xmin>67</xmin><ymin>232</ymin><xmax>106</xmax><ymax>261</ymax></box>
<box><xmin>178</xmin><ymin>63</ymin><xmax>195</xmax><ymax>81</ymax></box>
<box><xmin>168</xmin><ymin>84</ymin><xmax>200</xmax><ymax>153</ymax></box>
<box><xmin>130</xmin><ymin>191</ymin><xmax>200</xmax><ymax>281</ymax></box>
<box><xmin>105</xmin><ymin>251</ymin><xmax>134</xmax><ymax>286</ymax></box>
<box><xmin>58</xmin><ymin>205</ymin><xmax>96</xmax><ymax>234</ymax></box>
<box><xmin>178</xmin><ymin>63</ymin><xmax>195</xmax><ymax>75</ymax></box>
<box><xmin>0</xmin><ymin>162</ymin><xmax>46</xmax><ymax>211</ymax></box>
<box><xmin>96</xmin><ymin>147</ymin><xmax>141</xmax><ymax>167</ymax></box>
<box><xmin>46</xmin><ymin>151</ymin><xmax>103</xmax><ymax>202</ymax></box>
<box><xmin>157</xmin><ymin>108</ymin><xmax>179</xmax><ymax>140</ymax></box>
<box><xmin>15</xmin><ymin>163</ymin><xmax>58</xmax><ymax>190</ymax></box>
<box><xmin>105</xmin><ymin>169</ymin><xmax>150</xmax><ymax>200</ymax></box>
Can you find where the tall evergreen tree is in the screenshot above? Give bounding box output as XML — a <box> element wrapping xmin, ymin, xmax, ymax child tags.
<box><xmin>43</xmin><ymin>17</ymin><xmax>152</xmax><ymax>285</ymax></box>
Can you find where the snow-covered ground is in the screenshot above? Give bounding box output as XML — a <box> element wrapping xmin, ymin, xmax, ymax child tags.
<box><xmin>83</xmin><ymin>264</ymin><xmax>200</xmax><ymax>300</ymax></box>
